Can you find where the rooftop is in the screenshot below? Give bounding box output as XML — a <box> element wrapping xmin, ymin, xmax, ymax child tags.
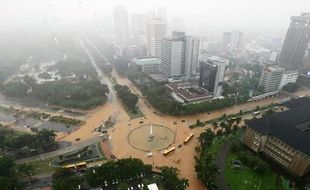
<box><xmin>132</xmin><ymin>57</ymin><xmax>161</xmax><ymax>66</ymax></box>
<box><xmin>248</xmin><ymin>104</ymin><xmax>310</xmax><ymax>156</ymax></box>
<box><xmin>147</xmin><ymin>183</ymin><xmax>159</xmax><ymax>190</ymax></box>
<box><xmin>166</xmin><ymin>81</ymin><xmax>212</xmax><ymax>102</ymax></box>
<box><xmin>283</xmin><ymin>97</ymin><xmax>310</xmax><ymax>109</ymax></box>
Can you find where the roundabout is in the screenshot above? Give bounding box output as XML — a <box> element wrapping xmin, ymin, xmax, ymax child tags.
<box><xmin>128</xmin><ymin>124</ymin><xmax>175</xmax><ymax>152</ymax></box>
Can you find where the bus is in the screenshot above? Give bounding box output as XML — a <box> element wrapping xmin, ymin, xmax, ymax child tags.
<box><xmin>183</xmin><ymin>133</ymin><xmax>194</xmax><ymax>145</ymax></box>
<box><xmin>162</xmin><ymin>147</ymin><xmax>175</xmax><ymax>156</ymax></box>
<box><xmin>64</xmin><ymin>162</ymin><xmax>87</xmax><ymax>170</ymax></box>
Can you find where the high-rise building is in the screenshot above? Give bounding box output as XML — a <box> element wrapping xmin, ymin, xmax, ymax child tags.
<box><xmin>278</xmin><ymin>13</ymin><xmax>310</xmax><ymax>70</ymax></box>
<box><xmin>160</xmin><ymin>32</ymin><xmax>200</xmax><ymax>78</ymax></box>
<box><xmin>199</xmin><ymin>58</ymin><xmax>226</xmax><ymax>97</ymax></box>
<box><xmin>161</xmin><ymin>37</ymin><xmax>183</xmax><ymax>76</ymax></box>
<box><xmin>222</xmin><ymin>31</ymin><xmax>243</xmax><ymax>51</ymax></box>
<box><xmin>131</xmin><ymin>13</ymin><xmax>147</xmax><ymax>37</ymax></box>
<box><xmin>156</xmin><ymin>6</ymin><xmax>167</xmax><ymax>20</ymax></box>
<box><xmin>259</xmin><ymin>66</ymin><xmax>285</xmax><ymax>92</ymax></box>
<box><xmin>146</xmin><ymin>19</ymin><xmax>167</xmax><ymax>57</ymax></box>
<box><xmin>185</xmin><ymin>36</ymin><xmax>200</xmax><ymax>78</ymax></box>
<box><xmin>170</xmin><ymin>18</ymin><xmax>184</xmax><ymax>32</ymax></box>
<box><xmin>113</xmin><ymin>6</ymin><xmax>129</xmax><ymax>42</ymax></box>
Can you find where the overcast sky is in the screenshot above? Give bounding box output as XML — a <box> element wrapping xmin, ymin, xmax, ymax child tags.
<box><xmin>0</xmin><ymin>0</ymin><xmax>309</xmax><ymax>35</ymax></box>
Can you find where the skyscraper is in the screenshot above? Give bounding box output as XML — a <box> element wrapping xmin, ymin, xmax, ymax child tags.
<box><xmin>278</xmin><ymin>13</ymin><xmax>310</xmax><ymax>70</ymax></box>
<box><xmin>156</xmin><ymin>6</ymin><xmax>167</xmax><ymax>20</ymax></box>
<box><xmin>160</xmin><ymin>32</ymin><xmax>200</xmax><ymax>78</ymax></box>
<box><xmin>199</xmin><ymin>58</ymin><xmax>226</xmax><ymax>97</ymax></box>
<box><xmin>131</xmin><ymin>13</ymin><xmax>147</xmax><ymax>37</ymax></box>
<box><xmin>146</xmin><ymin>19</ymin><xmax>167</xmax><ymax>57</ymax></box>
<box><xmin>222</xmin><ymin>31</ymin><xmax>243</xmax><ymax>51</ymax></box>
<box><xmin>170</xmin><ymin>18</ymin><xmax>184</xmax><ymax>32</ymax></box>
<box><xmin>161</xmin><ymin>37</ymin><xmax>183</xmax><ymax>76</ymax></box>
<box><xmin>113</xmin><ymin>6</ymin><xmax>129</xmax><ymax>42</ymax></box>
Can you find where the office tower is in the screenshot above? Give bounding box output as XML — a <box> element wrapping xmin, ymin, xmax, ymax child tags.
<box><xmin>113</xmin><ymin>6</ymin><xmax>129</xmax><ymax>42</ymax></box>
<box><xmin>161</xmin><ymin>37</ymin><xmax>183</xmax><ymax>76</ymax></box>
<box><xmin>185</xmin><ymin>36</ymin><xmax>200</xmax><ymax>78</ymax></box>
<box><xmin>160</xmin><ymin>31</ymin><xmax>200</xmax><ymax>78</ymax></box>
<box><xmin>278</xmin><ymin>13</ymin><xmax>310</xmax><ymax>70</ymax></box>
<box><xmin>222</xmin><ymin>31</ymin><xmax>243</xmax><ymax>51</ymax></box>
<box><xmin>170</xmin><ymin>18</ymin><xmax>184</xmax><ymax>32</ymax></box>
<box><xmin>259</xmin><ymin>66</ymin><xmax>285</xmax><ymax>92</ymax></box>
<box><xmin>146</xmin><ymin>10</ymin><xmax>155</xmax><ymax>20</ymax></box>
<box><xmin>131</xmin><ymin>13</ymin><xmax>147</xmax><ymax>37</ymax></box>
<box><xmin>146</xmin><ymin>19</ymin><xmax>167</xmax><ymax>57</ymax></box>
<box><xmin>156</xmin><ymin>6</ymin><xmax>167</xmax><ymax>20</ymax></box>
<box><xmin>199</xmin><ymin>58</ymin><xmax>226</xmax><ymax>97</ymax></box>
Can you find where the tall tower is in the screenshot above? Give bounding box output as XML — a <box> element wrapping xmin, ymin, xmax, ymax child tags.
<box><xmin>146</xmin><ymin>19</ymin><xmax>167</xmax><ymax>57</ymax></box>
<box><xmin>199</xmin><ymin>58</ymin><xmax>226</xmax><ymax>98</ymax></box>
<box><xmin>113</xmin><ymin>6</ymin><xmax>129</xmax><ymax>42</ymax></box>
<box><xmin>160</xmin><ymin>32</ymin><xmax>200</xmax><ymax>78</ymax></box>
<box><xmin>156</xmin><ymin>6</ymin><xmax>167</xmax><ymax>20</ymax></box>
<box><xmin>131</xmin><ymin>13</ymin><xmax>147</xmax><ymax>37</ymax></box>
<box><xmin>222</xmin><ymin>31</ymin><xmax>243</xmax><ymax>51</ymax></box>
<box><xmin>278</xmin><ymin>13</ymin><xmax>310</xmax><ymax>71</ymax></box>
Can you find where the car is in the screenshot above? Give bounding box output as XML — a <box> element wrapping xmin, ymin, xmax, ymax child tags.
<box><xmin>75</xmin><ymin>138</ymin><xmax>81</xmax><ymax>141</ymax></box>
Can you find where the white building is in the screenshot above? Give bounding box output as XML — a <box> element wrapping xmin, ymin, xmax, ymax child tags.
<box><xmin>146</xmin><ymin>19</ymin><xmax>167</xmax><ymax>57</ymax></box>
<box><xmin>259</xmin><ymin>66</ymin><xmax>285</xmax><ymax>92</ymax></box>
<box><xmin>147</xmin><ymin>183</ymin><xmax>159</xmax><ymax>190</ymax></box>
<box><xmin>161</xmin><ymin>38</ymin><xmax>183</xmax><ymax>76</ymax></box>
<box><xmin>279</xmin><ymin>70</ymin><xmax>299</xmax><ymax>89</ymax></box>
<box><xmin>113</xmin><ymin>6</ymin><xmax>129</xmax><ymax>42</ymax></box>
<box><xmin>161</xmin><ymin>32</ymin><xmax>200</xmax><ymax>78</ymax></box>
<box><xmin>132</xmin><ymin>57</ymin><xmax>161</xmax><ymax>73</ymax></box>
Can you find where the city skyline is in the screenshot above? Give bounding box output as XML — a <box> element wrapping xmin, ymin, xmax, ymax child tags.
<box><xmin>1</xmin><ymin>0</ymin><xmax>310</xmax><ymax>36</ymax></box>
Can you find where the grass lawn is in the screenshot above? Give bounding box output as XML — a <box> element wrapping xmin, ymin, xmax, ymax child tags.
<box><xmin>208</xmin><ymin>136</ymin><xmax>225</xmax><ymax>157</ymax></box>
<box><xmin>24</xmin><ymin>157</ymin><xmax>55</xmax><ymax>175</ymax></box>
<box><xmin>225</xmin><ymin>152</ymin><xmax>278</xmax><ymax>190</ymax></box>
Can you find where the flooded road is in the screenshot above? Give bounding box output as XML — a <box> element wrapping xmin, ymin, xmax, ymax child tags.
<box><xmin>57</xmin><ymin>37</ymin><xmax>310</xmax><ymax>190</ymax></box>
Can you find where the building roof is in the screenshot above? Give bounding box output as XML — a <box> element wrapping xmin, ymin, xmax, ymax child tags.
<box><xmin>282</xmin><ymin>97</ymin><xmax>310</xmax><ymax>109</ymax></box>
<box><xmin>248</xmin><ymin>104</ymin><xmax>310</xmax><ymax>156</ymax></box>
<box><xmin>147</xmin><ymin>183</ymin><xmax>159</xmax><ymax>190</ymax></box>
<box><xmin>132</xmin><ymin>57</ymin><xmax>161</xmax><ymax>66</ymax></box>
<box><xmin>165</xmin><ymin>81</ymin><xmax>212</xmax><ymax>102</ymax></box>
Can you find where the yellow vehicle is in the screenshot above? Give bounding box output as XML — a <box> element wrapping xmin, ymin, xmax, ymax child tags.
<box><xmin>162</xmin><ymin>147</ymin><xmax>175</xmax><ymax>156</ymax></box>
<box><xmin>183</xmin><ymin>133</ymin><xmax>194</xmax><ymax>145</ymax></box>
<box><xmin>64</xmin><ymin>162</ymin><xmax>87</xmax><ymax>170</ymax></box>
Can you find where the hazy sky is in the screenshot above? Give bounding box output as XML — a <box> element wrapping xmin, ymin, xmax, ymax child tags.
<box><xmin>0</xmin><ymin>0</ymin><xmax>309</xmax><ymax>35</ymax></box>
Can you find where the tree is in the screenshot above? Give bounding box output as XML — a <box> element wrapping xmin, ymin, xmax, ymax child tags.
<box><xmin>17</xmin><ymin>163</ymin><xmax>33</xmax><ymax>177</ymax></box>
<box><xmin>52</xmin><ymin>168</ymin><xmax>84</xmax><ymax>190</ymax></box>
<box><xmin>35</xmin><ymin>129</ymin><xmax>56</xmax><ymax>150</ymax></box>
<box><xmin>2</xmin><ymin>81</ymin><xmax>28</xmax><ymax>97</ymax></box>
<box><xmin>160</xmin><ymin>167</ymin><xmax>189</xmax><ymax>190</ymax></box>
<box><xmin>114</xmin><ymin>84</ymin><xmax>139</xmax><ymax>111</ymax></box>
<box><xmin>0</xmin><ymin>155</ymin><xmax>21</xmax><ymax>190</ymax></box>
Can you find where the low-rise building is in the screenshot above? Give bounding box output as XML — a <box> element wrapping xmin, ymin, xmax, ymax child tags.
<box><xmin>279</xmin><ymin>70</ymin><xmax>299</xmax><ymax>89</ymax></box>
<box><xmin>132</xmin><ymin>57</ymin><xmax>161</xmax><ymax>73</ymax></box>
<box><xmin>259</xmin><ymin>66</ymin><xmax>285</xmax><ymax>93</ymax></box>
<box><xmin>243</xmin><ymin>103</ymin><xmax>310</xmax><ymax>177</ymax></box>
